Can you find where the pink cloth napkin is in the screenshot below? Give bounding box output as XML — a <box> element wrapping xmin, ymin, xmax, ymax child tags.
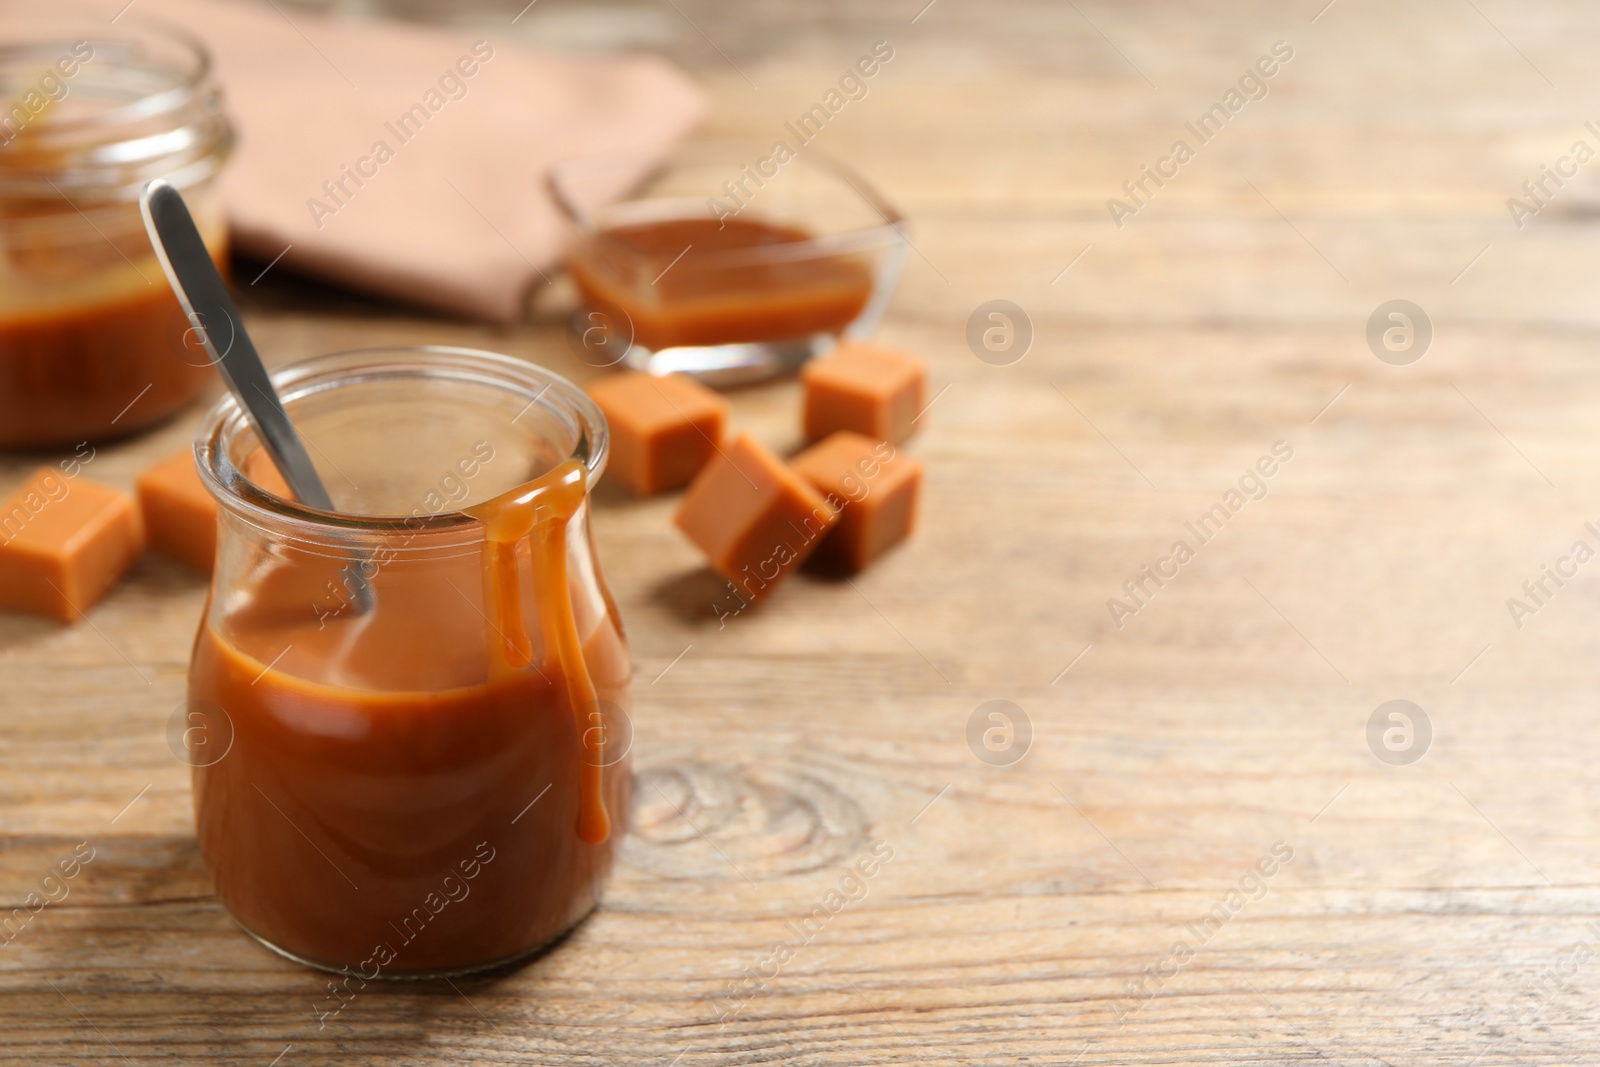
<box><xmin>110</xmin><ymin>0</ymin><xmax>706</xmax><ymax>321</ymax></box>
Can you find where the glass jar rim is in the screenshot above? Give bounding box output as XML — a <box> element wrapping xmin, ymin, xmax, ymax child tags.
<box><xmin>0</xmin><ymin>14</ymin><xmax>213</xmax><ymax>135</ymax></box>
<box><xmin>0</xmin><ymin>13</ymin><xmax>233</xmax><ymax>200</ymax></box>
<box><xmin>194</xmin><ymin>346</ymin><xmax>609</xmax><ymax>543</ymax></box>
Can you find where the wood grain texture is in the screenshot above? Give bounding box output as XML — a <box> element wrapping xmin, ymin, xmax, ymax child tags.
<box><xmin>6</xmin><ymin>0</ymin><xmax>1600</xmax><ymax>1063</ymax></box>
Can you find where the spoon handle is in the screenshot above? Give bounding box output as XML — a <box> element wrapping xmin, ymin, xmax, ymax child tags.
<box><xmin>139</xmin><ymin>179</ymin><xmax>334</xmax><ymax>511</ymax></box>
<box><xmin>140</xmin><ymin>179</ymin><xmax>373</xmax><ymax>619</ymax></box>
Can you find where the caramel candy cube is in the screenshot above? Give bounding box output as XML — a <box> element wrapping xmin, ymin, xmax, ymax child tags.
<box><xmin>137</xmin><ymin>449</ymin><xmax>218</xmax><ymax>571</ymax></box>
<box><xmin>800</xmin><ymin>342</ymin><xmax>927</xmax><ymax>444</ymax></box>
<box><xmin>586</xmin><ymin>372</ymin><xmax>728</xmax><ymax>495</ymax></box>
<box><xmin>792</xmin><ymin>432</ymin><xmax>922</xmax><ymax>573</ymax></box>
<box><xmin>0</xmin><ymin>467</ymin><xmax>143</xmax><ymax>622</ymax></box>
<box><xmin>136</xmin><ymin>448</ymin><xmax>292</xmax><ymax>572</ymax></box>
<box><xmin>674</xmin><ymin>433</ymin><xmax>838</xmax><ymax>602</ymax></box>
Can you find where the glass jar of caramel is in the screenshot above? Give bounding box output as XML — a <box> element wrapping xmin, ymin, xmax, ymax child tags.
<box><xmin>187</xmin><ymin>347</ymin><xmax>632</xmax><ymax>978</ymax></box>
<box><xmin>0</xmin><ymin>17</ymin><xmax>234</xmax><ymax>448</ymax></box>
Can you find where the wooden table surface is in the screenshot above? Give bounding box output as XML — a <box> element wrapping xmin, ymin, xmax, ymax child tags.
<box><xmin>8</xmin><ymin>0</ymin><xmax>1600</xmax><ymax>1063</ymax></box>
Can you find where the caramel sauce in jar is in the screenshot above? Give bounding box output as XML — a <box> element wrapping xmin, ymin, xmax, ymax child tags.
<box><xmin>0</xmin><ymin>212</ymin><xmax>230</xmax><ymax>447</ymax></box>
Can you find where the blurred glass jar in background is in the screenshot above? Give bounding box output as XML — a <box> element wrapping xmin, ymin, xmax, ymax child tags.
<box><xmin>0</xmin><ymin>16</ymin><xmax>233</xmax><ymax>448</ymax></box>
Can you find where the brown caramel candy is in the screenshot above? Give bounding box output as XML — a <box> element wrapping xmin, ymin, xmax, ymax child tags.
<box><xmin>791</xmin><ymin>432</ymin><xmax>922</xmax><ymax>573</ymax></box>
<box><xmin>0</xmin><ymin>467</ymin><xmax>143</xmax><ymax>622</ymax></box>
<box><xmin>800</xmin><ymin>342</ymin><xmax>927</xmax><ymax>445</ymax></box>
<box><xmin>137</xmin><ymin>449</ymin><xmax>218</xmax><ymax>571</ymax></box>
<box><xmin>673</xmin><ymin>433</ymin><xmax>837</xmax><ymax>602</ymax></box>
<box><xmin>586</xmin><ymin>372</ymin><xmax>728</xmax><ymax>495</ymax></box>
<box><xmin>137</xmin><ymin>448</ymin><xmax>294</xmax><ymax>572</ymax></box>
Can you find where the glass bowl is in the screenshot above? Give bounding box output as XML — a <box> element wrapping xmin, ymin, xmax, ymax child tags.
<box><xmin>547</xmin><ymin>139</ymin><xmax>907</xmax><ymax>386</ymax></box>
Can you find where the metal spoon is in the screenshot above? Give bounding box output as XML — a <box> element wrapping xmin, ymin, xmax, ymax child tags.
<box><xmin>139</xmin><ymin>178</ymin><xmax>373</xmax><ymax>613</ymax></box>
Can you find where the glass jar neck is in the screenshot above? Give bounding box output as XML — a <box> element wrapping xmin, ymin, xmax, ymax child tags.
<box><xmin>0</xmin><ymin>16</ymin><xmax>233</xmax><ymax>207</ymax></box>
<box><xmin>196</xmin><ymin>347</ymin><xmax>610</xmax><ymax>557</ymax></box>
